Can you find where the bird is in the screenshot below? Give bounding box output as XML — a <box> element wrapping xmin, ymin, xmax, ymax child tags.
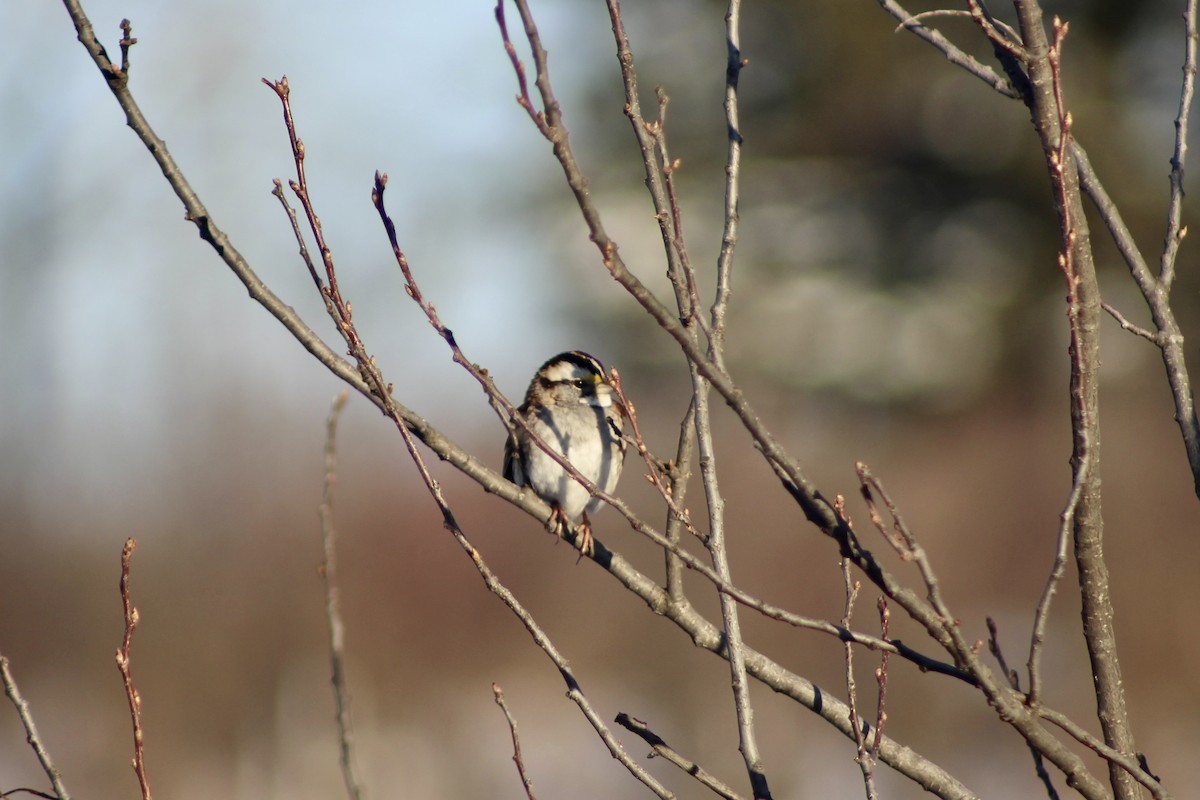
<box><xmin>503</xmin><ymin>351</ymin><xmax>627</xmax><ymax>557</ymax></box>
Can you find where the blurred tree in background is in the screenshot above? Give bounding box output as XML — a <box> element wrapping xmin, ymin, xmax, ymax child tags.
<box><xmin>567</xmin><ymin>1</ymin><xmax>1199</xmax><ymax>412</ymax></box>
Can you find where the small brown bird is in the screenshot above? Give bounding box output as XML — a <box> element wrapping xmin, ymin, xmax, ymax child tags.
<box><xmin>503</xmin><ymin>351</ymin><xmax>627</xmax><ymax>556</ymax></box>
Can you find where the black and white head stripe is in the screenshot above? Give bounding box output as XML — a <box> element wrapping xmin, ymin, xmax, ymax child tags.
<box><xmin>537</xmin><ymin>351</ymin><xmax>606</xmax><ymax>385</ymax></box>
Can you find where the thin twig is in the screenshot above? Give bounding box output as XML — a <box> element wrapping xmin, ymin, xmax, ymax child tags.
<box><xmin>652</xmin><ymin>89</ymin><xmax>712</xmax><ymax>339</ymax></box>
<box><xmin>853</xmin><ymin>459</ymin><xmax>1120</xmax><ymax>798</ymax></box>
<box><xmin>493</xmin><ymin>684</ymin><xmax>538</xmax><ymax>800</ymax></box>
<box><xmin>693</xmin><ymin>4</ymin><xmax>769</xmax><ymax>796</ymax></box>
<box><xmin>1101</xmin><ymin>302</ymin><xmax>1160</xmax><ymax>343</ymax></box>
<box><xmin>711</xmin><ymin>0</ymin><xmax>743</xmax><ymax>358</ymax></box>
<box><xmin>1073</xmin><ymin>142</ymin><xmax>1200</xmax><ymax>495</ymax></box>
<box><xmin>1</xmin><ymin>657</ymin><xmax>70</xmax><ymax>800</ymax></box>
<box><xmin>116</xmin><ymin>538</ymin><xmax>152</xmax><ymax>800</ymax></box>
<box><xmin>116</xmin><ymin>18</ymin><xmax>135</xmax><ymax>77</ymax></box>
<box><xmin>965</xmin><ymin>0</ymin><xmax>1029</xmax><ymax>60</ymax></box>
<box><xmin>663</xmin><ymin>400</ymin><xmax>697</xmax><ymax>603</ymax></box>
<box><xmin>263</xmin><ymin>77</ymin><xmax>371</xmax><ymax>379</ymax></box>
<box><xmin>609</xmin><ymin>368</ymin><xmax>704</xmax><ymax>542</ymax></box>
<box><xmin>318</xmin><ymin>391</ymin><xmax>364</xmax><ymax>800</ymax></box>
<box><xmin>1037</xmin><ymin>705</ymin><xmax>1169</xmax><ymax>800</ymax></box>
<box><xmin>615</xmin><ymin>713</ymin><xmax>748</xmax><ymax>800</ymax></box>
<box><xmin>1026</xmin><ymin>446</ymin><xmax>1090</xmax><ymax>706</ymax></box>
<box><xmin>856</xmin><ymin>464</ymin><xmax>954</xmax><ymax>626</ymax></box>
<box><xmin>876</xmin><ymin>0</ymin><xmax>1018</xmax><ymax>97</ymax></box>
<box><xmin>1160</xmin><ymin>0</ymin><xmax>1198</xmax><ymax>288</ymax></box>
<box><xmin>988</xmin><ymin>619</ymin><xmax>1059</xmax><ymax>800</ymax></box>
<box><xmin>602</xmin><ymin>1</ymin><xmax>695</xmax><ymax>329</ymax></box>
<box><xmin>1028</xmin><ymin>32</ymin><xmax>1089</xmax><ymax>702</ymax></box>
<box><xmin>603</xmin><ymin>0</ymin><xmax>703</xmax><ymax>604</ymax></box>
<box><xmin>898</xmin><ymin>9</ymin><xmax>972</xmax><ymax>30</ymax></box>
<box><xmin>870</xmin><ymin>598</ymin><xmax>890</xmax><ymax>765</ymax></box>
<box><xmin>841</xmin><ymin>559</ymin><xmax>879</xmax><ymax>800</ymax></box>
<box><xmin>63</xmin><ymin>0</ymin><xmax>371</xmax><ymax>419</ymax></box>
<box><xmin>695</xmin><ymin>374</ymin><xmax>770</xmax><ymax>799</ymax></box>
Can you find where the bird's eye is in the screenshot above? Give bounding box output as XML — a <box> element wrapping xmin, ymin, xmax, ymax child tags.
<box><xmin>572</xmin><ymin>379</ymin><xmax>587</xmax><ymax>389</ymax></box>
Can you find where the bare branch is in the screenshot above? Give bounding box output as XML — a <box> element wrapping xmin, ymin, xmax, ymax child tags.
<box><xmin>1026</xmin><ymin>445</ymin><xmax>1090</xmax><ymax>706</ymax></box>
<box><xmin>966</xmin><ymin>0</ymin><xmax>1029</xmax><ymax>61</ymax></box>
<box><xmin>604</xmin><ymin>3</ymin><xmax>701</xmax><ymax>332</ymax></box>
<box><xmin>1037</xmin><ymin>705</ymin><xmax>1170</xmax><ymax>800</ymax></box>
<box><xmin>60</xmin><ymin>0</ymin><xmax>371</xmax><ymax>417</ymax></box>
<box><xmin>615</xmin><ymin>713</ymin><xmax>748</xmax><ymax>800</ymax></box>
<box><xmin>856</xmin><ymin>464</ymin><xmax>954</xmax><ymax>626</ymax></box>
<box><xmin>466</xmin><ymin>552</ymin><xmax>674</xmax><ymax>798</ymax></box>
<box><xmin>318</xmin><ymin>391</ymin><xmax>364</xmax><ymax>800</ymax></box>
<box><xmin>693</xmin><ymin>11</ymin><xmax>772</xmax><ymax>782</ymax></box>
<box><xmin>870</xmin><ymin>598</ymin><xmax>890</xmax><ymax>765</ymax></box>
<box><xmin>116</xmin><ymin>18</ymin><xmax>135</xmax><ymax>77</ymax></box>
<box><xmin>1161</xmin><ymin>0</ymin><xmax>1199</xmax><ymax>287</ymax></box>
<box><xmin>1</xmin><ymin>657</ymin><xmax>70</xmax><ymax>800</ymax></box>
<box><xmin>876</xmin><ymin>0</ymin><xmax>1019</xmax><ymax>97</ymax></box>
<box><xmin>652</xmin><ymin>89</ymin><xmax>711</xmax><ymax>339</ymax></box>
<box><xmin>609</xmin><ymin>368</ymin><xmax>704</xmax><ymax>543</ymax></box>
<box><xmin>1101</xmin><ymin>302</ymin><xmax>1161</xmax><ymax>343</ymax></box>
<box><xmin>1072</xmin><ymin>142</ymin><xmax>1200</xmax><ymax>495</ymax></box>
<box><xmin>116</xmin><ymin>538</ymin><xmax>152</xmax><ymax>800</ymax></box>
<box><xmin>841</xmin><ymin>559</ymin><xmax>879</xmax><ymax>800</ymax></box>
<box><xmin>712</xmin><ymin>0</ymin><xmax>745</xmax><ymax>354</ymax></box>
<box><xmin>1010</xmin><ymin>7</ymin><xmax>1138</xmax><ymax>797</ymax></box>
<box><xmin>988</xmin><ymin>619</ymin><xmax>1060</xmax><ymax>800</ymax></box>
<box><xmin>493</xmin><ymin>684</ymin><xmax>538</xmax><ymax>800</ymax></box>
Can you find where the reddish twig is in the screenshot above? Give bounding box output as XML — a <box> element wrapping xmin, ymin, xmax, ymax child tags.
<box><xmin>870</xmin><ymin>598</ymin><xmax>890</xmax><ymax>765</ymax></box>
<box><xmin>494</xmin><ymin>2</ymin><xmax>548</xmax><ymax>135</ymax></box>
<box><xmin>116</xmin><ymin>538</ymin><xmax>152</xmax><ymax>800</ymax></box>
<box><xmin>493</xmin><ymin>684</ymin><xmax>538</xmax><ymax>800</ymax></box>
<box><xmin>649</xmin><ymin>88</ymin><xmax>709</xmax><ymax>336</ymax></box>
<box><xmin>841</xmin><ymin>559</ymin><xmax>879</xmax><ymax>800</ymax></box>
<box><xmin>262</xmin><ymin>78</ymin><xmax>369</xmax><ymax>374</ymax></box>
<box><xmin>608</xmin><ymin>367</ymin><xmax>703</xmax><ymax>542</ymax></box>
<box><xmin>965</xmin><ymin>0</ymin><xmax>1028</xmax><ymax>60</ymax></box>
<box><xmin>1028</xmin><ymin>29</ymin><xmax>1089</xmax><ymax>703</ymax></box>
<box><xmin>855</xmin><ymin>463</ymin><xmax>954</xmax><ymax>626</ymax></box>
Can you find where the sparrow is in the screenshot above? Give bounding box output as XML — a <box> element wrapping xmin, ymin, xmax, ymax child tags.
<box><xmin>503</xmin><ymin>351</ymin><xmax>627</xmax><ymax>556</ymax></box>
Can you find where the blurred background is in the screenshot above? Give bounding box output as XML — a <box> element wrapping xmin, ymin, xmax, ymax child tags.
<box><xmin>3</xmin><ymin>0</ymin><xmax>1199</xmax><ymax>797</ymax></box>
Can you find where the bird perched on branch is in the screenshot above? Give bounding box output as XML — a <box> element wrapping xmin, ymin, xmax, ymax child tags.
<box><xmin>503</xmin><ymin>351</ymin><xmax>627</xmax><ymax>557</ymax></box>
